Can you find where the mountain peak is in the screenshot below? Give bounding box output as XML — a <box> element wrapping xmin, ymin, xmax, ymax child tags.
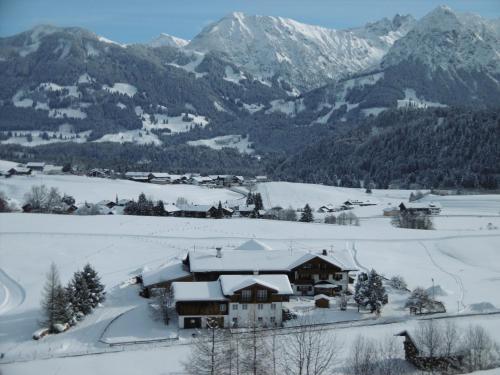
<box><xmin>149</xmin><ymin>33</ymin><xmax>189</xmax><ymax>48</ymax></box>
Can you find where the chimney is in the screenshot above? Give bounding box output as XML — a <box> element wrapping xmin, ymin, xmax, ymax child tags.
<box><xmin>216</xmin><ymin>247</ymin><xmax>222</xmax><ymax>258</ymax></box>
<box><xmin>322</xmin><ymin>249</ymin><xmax>328</xmax><ymax>256</ymax></box>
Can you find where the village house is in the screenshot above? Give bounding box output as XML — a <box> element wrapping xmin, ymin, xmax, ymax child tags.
<box><xmin>87</xmin><ymin>168</ymin><xmax>113</xmax><ymax>178</ymax></box>
<box><xmin>396</xmin><ymin>330</ymin><xmax>464</xmax><ymax>373</ymax></box>
<box><xmin>26</xmin><ymin>162</ymin><xmax>46</xmax><ymax>172</ymax></box>
<box><xmin>124</xmin><ymin>171</ymin><xmax>153</xmax><ymax>182</ymax></box>
<box><xmin>140</xmin><ymin>241</ymin><xmax>356</xmax><ymax>298</ymax></box>
<box><xmin>399</xmin><ymin>202</ymin><xmax>441</xmax><ymax>215</ymax></box>
<box><xmin>176</xmin><ymin>204</ymin><xmax>233</xmax><ymax>218</ymax></box>
<box><xmin>150</xmin><ymin>172</ymin><xmax>172</xmax><ymax>184</ymax></box>
<box><xmin>173</xmin><ymin>274</ymin><xmax>292</xmax><ymax>329</ymax></box>
<box><xmin>7</xmin><ymin>166</ymin><xmax>31</xmax><ymax>176</ymax></box>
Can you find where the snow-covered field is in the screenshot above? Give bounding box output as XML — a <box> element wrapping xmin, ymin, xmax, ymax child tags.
<box><xmin>0</xmin><ymin>174</ymin><xmax>242</xmax><ymax>207</ymax></box>
<box><xmin>1</xmin><ymin>178</ymin><xmax>500</xmax><ymax>374</ymax></box>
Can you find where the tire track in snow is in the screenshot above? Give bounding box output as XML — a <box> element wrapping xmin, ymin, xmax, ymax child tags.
<box><xmin>419</xmin><ymin>241</ymin><xmax>467</xmax><ymax>312</ymax></box>
<box><xmin>0</xmin><ymin>268</ymin><xmax>26</xmax><ymax>315</ymax></box>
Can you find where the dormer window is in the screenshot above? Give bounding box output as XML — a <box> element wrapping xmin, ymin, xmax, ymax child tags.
<box><xmin>242</xmin><ymin>290</ymin><xmax>252</xmax><ymax>301</ymax></box>
<box><xmin>257</xmin><ymin>289</ymin><xmax>268</xmax><ymax>301</ymax></box>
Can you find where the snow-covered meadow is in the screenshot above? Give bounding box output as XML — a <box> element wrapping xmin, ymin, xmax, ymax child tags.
<box><xmin>1</xmin><ymin>176</ymin><xmax>500</xmax><ymax>374</ymax></box>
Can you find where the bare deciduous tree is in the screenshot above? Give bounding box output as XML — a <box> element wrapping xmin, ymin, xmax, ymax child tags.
<box><xmin>345</xmin><ymin>335</ymin><xmax>378</xmax><ymax>375</ymax></box>
<box><xmin>281</xmin><ymin>318</ymin><xmax>339</xmax><ymax>375</ymax></box>
<box><xmin>462</xmin><ymin>324</ymin><xmax>500</xmax><ymax>372</ymax></box>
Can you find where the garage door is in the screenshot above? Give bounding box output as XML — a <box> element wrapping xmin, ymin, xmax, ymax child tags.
<box><xmin>184</xmin><ymin>317</ymin><xmax>202</xmax><ymax>329</ymax></box>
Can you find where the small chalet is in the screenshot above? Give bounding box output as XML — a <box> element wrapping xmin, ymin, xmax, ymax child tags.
<box><xmin>150</xmin><ymin>173</ymin><xmax>172</xmax><ymax>185</ymax></box>
<box><xmin>233</xmin><ymin>204</ymin><xmax>256</xmax><ymax>217</ymax></box>
<box><xmin>7</xmin><ymin>167</ymin><xmax>31</xmax><ymax>176</ymax></box>
<box><xmin>177</xmin><ymin>204</ymin><xmax>233</xmax><ymax>218</ymax></box>
<box><xmin>87</xmin><ymin>168</ymin><xmax>112</xmax><ymax>178</ymax></box>
<box><xmin>314</xmin><ymin>294</ymin><xmax>331</xmax><ymax>308</ymax></box>
<box><xmin>125</xmin><ymin>171</ymin><xmax>153</xmax><ymax>182</ymax></box>
<box><xmin>97</xmin><ymin>200</ymin><xmax>116</xmax><ymax>209</ymax></box>
<box><xmin>396</xmin><ymin>330</ymin><xmax>464</xmax><ymax>373</ymax></box>
<box><xmin>173</xmin><ymin>274</ymin><xmax>292</xmax><ymax>328</ymax></box>
<box><xmin>399</xmin><ymin>202</ymin><xmax>441</xmax><ymax>215</ymax></box>
<box><xmin>26</xmin><ymin>162</ymin><xmax>45</xmax><ymax>172</ymax></box>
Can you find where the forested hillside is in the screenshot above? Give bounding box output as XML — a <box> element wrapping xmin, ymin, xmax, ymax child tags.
<box><xmin>275</xmin><ymin>108</ymin><xmax>500</xmax><ymax>189</ymax></box>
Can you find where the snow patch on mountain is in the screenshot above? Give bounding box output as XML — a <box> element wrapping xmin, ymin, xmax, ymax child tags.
<box><xmin>224</xmin><ymin>65</ymin><xmax>247</xmax><ymax>84</ymax></box>
<box><xmin>397</xmin><ymin>89</ymin><xmax>448</xmax><ymax>109</ymax></box>
<box><xmin>95</xmin><ymin>130</ymin><xmax>161</xmax><ymax>145</ymax></box>
<box><xmin>48</xmin><ymin>107</ymin><xmax>87</xmax><ymax>119</ymax></box>
<box><xmin>242</xmin><ymin>103</ymin><xmax>265</xmax><ymax>114</ymax></box>
<box><xmin>187</xmin><ymin>134</ymin><xmax>253</xmax><ymax>154</ymax></box>
<box><xmin>166</xmin><ymin>52</ymin><xmax>207</xmax><ymax>78</ymax></box>
<box><xmin>103</xmin><ymin>83</ymin><xmax>137</xmax><ymax>97</ymax></box>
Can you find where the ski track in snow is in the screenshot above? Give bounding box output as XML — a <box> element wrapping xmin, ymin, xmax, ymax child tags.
<box><xmin>0</xmin><ymin>268</ymin><xmax>26</xmax><ymax>315</ymax></box>
<box><xmin>419</xmin><ymin>241</ymin><xmax>467</xmax><ymax>311</ymax></box>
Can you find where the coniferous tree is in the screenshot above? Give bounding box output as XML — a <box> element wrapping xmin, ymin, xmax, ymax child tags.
<box><xmin>299</xmin><ymin>204</ymin><xmax>314</xmax><ymax>222</ymax></box>
<box><xmin>215</xmin><ymin>201</ymin><xmax>224</xmax><ymax>219</ymax></box>
<box><xmin>72</xmin><ymin>271</ymin><xmax>93</xmax><ymax>315</ymax></box>
<box><xmin>40</xmin><ymin>263</ymin><xmax>70</xmax><ymax>331</ymax></box>
<box><xmin>254</xmin><ymin>193</ymin><xmax>264</xmax><ymax>211</ymax></box>
<box><xmin>354</xmin><ymin>272</ymin><xmax>369</xmax><ymax>312</ymax></box>
<box><xmin>82</xmin><ymin>263</ymin><xmax>106</xmax><ymax>307</ymax></box>
<box><xmin>153</xmin><ymin>200</ymin><xmax>167</xmax><ymax>216</ymax></box>
<box><xmin>365</xmin><ymin>269</ymin><xmax>388</xmax><ymax>314</ymax></box>
<box><xmin>246</xmin><ymin>193</ymin><xmax>255</xmax><ymax>206</ymax></box>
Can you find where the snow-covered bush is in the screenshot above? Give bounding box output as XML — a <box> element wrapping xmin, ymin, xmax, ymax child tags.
<box><xmin>389</xmin><ymin>275</ymin><xmax>408</xmax><ymax>291</ymax></box>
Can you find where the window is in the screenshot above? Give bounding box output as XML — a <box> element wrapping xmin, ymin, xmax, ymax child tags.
<box><xmin>334</xmin><ymin>273</ymin><xmax>343</xmax><ymax>281</ymax></box>
<box><xmin>242</xmin><ymin>304</ymin><xmax>248</xmax><ymax>310</ymax></box>
<box><xmin>232</xmin><ymin>304</ymin><xmax>238</xmax><ymax>310</ymax></box>
<box><xmin>242</xmin><ymin>290</ymin><xmax>252</xmax><ymax>301</ymax></box>
<box><xmin>257</xmin><ymin>289</ymin><xmax>268</xmax><ymax>301</ymax></box>
<box><xmin>302</xmin><ymin>263</ymin><xmax>312</xmax><ymax>269</ymax></box>
<box><xmin>319</xmin><ymin>273</ymin><xmax>328</xmax><ymax>280</ymax></box>
<box><xmin>220</xmin><ymin>304</ymin><xmax>227</xmax><ymax>312</ymax></box>
<box><xmin>232</xmin><ymin>317</ymin><xmax>238</xmax><ymax>326</ymax></box>
<box><xmin>270</xmin><ymin>317</ymin><xmax>276</xmax><ymax>323</ymax></box>
<box><xmin>258</xmin><ymin>317</ymin><xmax>263</xmax><ymax>323</ymax></box>
<box><xmin>271</xmin><ymin>303</ymin><xmax>276</xmax><ymax>310</ymax></box>
<box><xmin>258</xmin><ymin>304</ymin><xmax>264</xmax><ymax>310</ymax></box>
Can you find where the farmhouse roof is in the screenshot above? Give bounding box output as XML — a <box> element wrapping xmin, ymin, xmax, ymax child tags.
<box><xmin>187</xmin><ymin>249</ymin><xmax>357</xmax><ymax>273</ymax></box>
<box><xmin>172</xmin><ymin>281</ymin><xmax>227</xmax><ymax>302</ymax></box>
<box><xmin>235</xmin><ymin>239</ymin><xmax>272</xmax><ymax>251</ymax></box>
<box><xmin>142</xmin><ymin>262</ymin><xmax>191</xmax><ymax>287</ymax></box>
<box><xmin>219</xmin><ymin>275</ymin><xmax>293</xmax><ymax>296</ymax></box>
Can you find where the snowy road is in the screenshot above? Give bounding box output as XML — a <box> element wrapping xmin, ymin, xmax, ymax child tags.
<box><xmin>0</xmin><ymin>268</ymin><xmax>26</xmax><ymax>315</ymax></box>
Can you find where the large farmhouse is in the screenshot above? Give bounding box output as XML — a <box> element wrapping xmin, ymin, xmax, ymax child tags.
<box><xmin>174</xmin><ymin>274</ymin><xmax>292</xmax><ymax>328</ymax></box>
<box><xmin>140</xmin><ymin>240</ymin><xmax>357</xmax><ymax>328</ymax></box>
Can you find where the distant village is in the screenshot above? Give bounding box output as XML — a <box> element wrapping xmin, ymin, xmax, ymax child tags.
<box><xmin>1</xmin><ymin>160</ymin><xmax>442</xmax><ymax>220</ymax></box>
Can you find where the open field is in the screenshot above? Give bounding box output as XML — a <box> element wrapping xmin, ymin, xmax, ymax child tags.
<box><xmin>1</xmin><ymin>178</ymin><xmax>500</xmax><ymax>374</ymax></box>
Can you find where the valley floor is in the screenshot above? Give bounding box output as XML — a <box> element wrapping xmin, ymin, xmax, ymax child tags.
<box><xmin>1</xmin><ymin>181</ymin><xmax>500</xmax><ymax>374</ymax></box>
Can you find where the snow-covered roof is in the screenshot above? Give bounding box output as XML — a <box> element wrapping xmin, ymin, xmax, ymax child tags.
<box><xmin>142</xmin><ymin>262</ymin><xmax>191</xmax><ymax>287</ymax></box>
<box><xmin>164</xmin><ymin>204</ymin><xmax>180</xmax><ymax>212</ymax></box>
<box><xmin>172</xmin><ymin>281</ymin><xmax>227</xmax><ymax>302</ymax></box>
<box><xmin>314</xmin><ymin>294</ymin><xmax>330</xmax><ymax>300</ymax></box>
<box><xmin>26</xmin><ymin>162</ymin><xmax>46</xmax><ymax>168</ymax></box>
<box><xmin>235</xmin><ymin>239</ymin><xmax>272</xmax><ymax>251</ymax></box>
<box><xmin>10</xmin><ymin>167</ymin><xmax>31</xmax><ymax>173</ymax></box>
<box><xmin>125</xmin><ymin>171</ymin><xmax>152</xmax><ymax>177</ymax></box>
<box><xmin>188</xmin><ymin>249</ymin><xmax>357</xmax><ymax>273</ymax></box>
<box><xmin>219</xmin><ymin>275</ymin><xmax>293</xmax><ymax>295</ymax></box>
<box><xmin>151</xmin><ymin>172</ymin><xmax>171</xmax><ymax>178</ymax></box>
<box><xmin>177</xmin><ymin>204</ymin><xmax>215</xmax><ymax>212</ymax></box>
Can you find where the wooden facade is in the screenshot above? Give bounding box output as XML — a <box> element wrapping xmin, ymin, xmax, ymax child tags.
<box><xmin>176</xmin><ymin>301</ymin><xmax>228</xmax><ymax>316</ymax></box>
<box><xmin>228</xmin><ymin>283</ymin><xmax>289</xmax><ymax>304</ymax></box>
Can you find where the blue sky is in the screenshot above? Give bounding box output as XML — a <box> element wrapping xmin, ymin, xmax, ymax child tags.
<box><xmin>1</xmin><ymin>0</ymin><xmax>499</xmax><ymax>43</ymax></box>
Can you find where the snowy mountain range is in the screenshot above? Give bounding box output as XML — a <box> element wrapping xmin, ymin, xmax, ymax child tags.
<box><xmin>0</xmin><ymin>5</ymin><xmax>498</xmax><ymax>163</ymax></box>
<box><xmin>187</xmin><ymin>12</ymin><xmax>415</xmax><ymax>91</ymax></box>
